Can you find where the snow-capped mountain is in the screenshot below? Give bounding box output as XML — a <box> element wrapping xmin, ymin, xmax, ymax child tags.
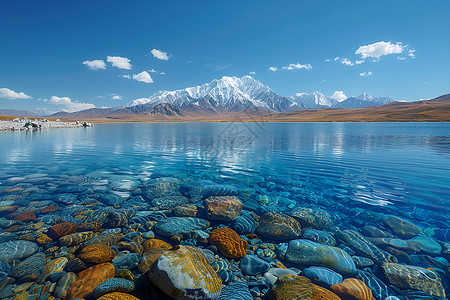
<box><xmin>291</xmin><ymin>91</ymin><xmax>337</xmax><ymax>109</ymax></box>
<box><xmin>334</xmin><ymin>93</ymin><xmax>394</xmax><ymax>109</ymax></box>
<box><xmin>127</xmin><ymin>75</ymin><xmax>297</xmax><ymax>112</ymax></box>
<box><xmin>357</xmin><ymin>92</ymin><xmax>375</xmax><ymax>102</ymax></box>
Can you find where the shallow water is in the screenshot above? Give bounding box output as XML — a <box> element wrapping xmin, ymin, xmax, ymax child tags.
<box><xmin>1</xmin><ymin>122</ymin><xmax>450</xmax><ymax>299</ymax></box>
<box><xmin>1</xmin><ymin>122</ymin><xmax>449</xmax><ymax>214</ymax></box>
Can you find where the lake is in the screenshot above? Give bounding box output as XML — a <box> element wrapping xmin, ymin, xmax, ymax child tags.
<box><xmin>0</xmin><ymin>122</ymin><xmax>449</xmax><ymax>299</ymax></box>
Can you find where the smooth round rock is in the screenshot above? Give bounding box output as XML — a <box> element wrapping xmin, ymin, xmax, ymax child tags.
<box><xmin>285</xmin><ymin>240</ymin><xmax>357</xmax><ymax>275</ymax></box>
<box><xmin>0</xmin><ymin>240</ymin><xmax>38</xmax><ymax>260</ymax></box>
<box><xmin>302</xmin><ymin>266</ymin><xmax>343</xmax><ymax>287</ymax></box>
<box><xmin>382</xmin><ymin>216</ymin><xmax>421</xmax><ymax>239</ymax></box>
<box><xmin>78</xmin><ymin>244</ymin><xmax>116</xmax><ymax>263</ymax></box>
<box><xmin>0</xmin><ymin>259</ymin><xmax>11</xmax><ymax>281</ymax></box>
<box><xmin>240</xmin><ymin>255</ymin><xmax>271</xmax><ymax>276</ymax></box>
<box><xmin>66</xmin><ymin>263</ymin><xmax>115</xmax><ymax>300</ymax></box>
<box><xmin>91</xmin><ymin>278</ymin><xmax>135</xmax><ymax>298</ymax></box>
<box><xmin>148</xmin><ymin>246</ymin><xmax>222</xmax><ymax>300</ymax></box>
<box><xmin>10</xmin><ymin>252</ymin><xmax>45</xmax><ymax>281</ymax></box>
<box><xmin>54</xmin><ymin>272</ymin><xmax>77</xmax><ymax>299</ymax></box>
<box><xmin>217</xmin><ymin>281</ymin><xmax>253</xmax><ymax>300</ymax></box>
<box><xmin>112</xmin><ymin>253</ymin><xmax>142</xmax><ymax>270</ymax></box>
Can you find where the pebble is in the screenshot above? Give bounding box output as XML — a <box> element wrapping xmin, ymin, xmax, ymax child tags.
<box><xmin>240</xmin><ymin>255</ymin><xmax>271</xmax><ymax>276</ymax></box>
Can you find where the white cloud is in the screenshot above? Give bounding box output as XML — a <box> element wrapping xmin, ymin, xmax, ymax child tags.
<box><xmin>121</xmin><ymin>75</ymin><xmax>131</xmax><ymax>79</ymax></box>
<box><xmin>321</xmin><ymin>79</ymin><xmax>327</xmax><ymax>83</ymax></box>
<box><xmin>107</xmin><ymin>56</ymin><xmax>132</xmax><ymax>69</ymax></box>
<box><xmin>249</xmin><ymin>71</ymin><xmax>256</xmax><ymax>74</ymax></box>
<box><xmin>331</xmin><ymin>91</ymin><xmax>347</xmax><ymax>102</ymax></box>
<box><xmin>50</xmin><ymin>96</ymin><xmax>95</xmax><ymax>112</ymax></box>
<box><xmin>397</xmin><ymin>57</ymin><xmax>406</xmax><ymax>61</ymax></box>
<box><xmin>133</xmin><ymin>71</ymin><xmax>154</xmax><ymax>83</ymax></box>
<box><xmin>268</xmin><ymin>66</ymin><xmax>278</xmax><ymax>72</ymax></box>
<box><xmin>355</xmin><ymin>41</ymin><xmax>404</xmax><ymax>59</ymax></box>
<box><xmin>334</xmin><ymin>57</ymin><xmax>340</xmax><ymax>61</ymax></box>
<box><xmin>341</xmin><ymin>58</ymin><xmax>354</xmax><ymax>66</ymax></box>
<box><xmin>0</xmin><ymin>88</ymin><xmax>31</xmax><ymax>100</ymax></box>
<box><xmin>360</xmin><ymin>71</ymin><xmax>373</xmax><ymax>77</ymax></box>
<box><xmin>160</xmin><ymin>72</ymin><xmax>166</xmax><ymax>75</ymax></box>
<box><xmin>148</xmin><ymin>69</ymin><xmax>157</xmax><ymax>73</ymax></box>
<box><xmin>408</xmin><ymin>49</ymin><xmax>416</xmax><ymax>58</ymax></box>
<box><xmin>355</xmin><ymin>60</ymin><xmax>364</xmax><ymax>64</ymax></box>
<box><xmin>151</xmin><ymin>49</ymin><xmax>169</xmax><ymax>60</ymax></box>
<box><xmin>83</xmin><ymin>59</ymin><xmax>106</xmax><ymax>70</ymax></box>
<box><xmin>325</xmin><ymin>59</ymin><xmax>331</xmax><ymax>62</ymax></box>
<box><xmin>109</xmin><ymin>93</ymin><xmax>122</xmax><ymax>100</ymax></box>
<box><xmin>282</xmin><ymin>63</ymin><xmax>312</xmax><ymax>70</ymax></box>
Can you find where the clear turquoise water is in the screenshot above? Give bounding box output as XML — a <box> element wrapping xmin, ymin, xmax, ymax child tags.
<box><xmin>1</xmin><ymin>122</ymin><xmax>449</xmax><ymax>217</ymax></box>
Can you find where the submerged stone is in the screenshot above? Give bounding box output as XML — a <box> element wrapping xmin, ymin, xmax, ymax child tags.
<box><xmin>257</xmin><ymin>212</ymin><xmax>302</xmax><ymax>240</ymax></box>
<box><xmin>66</xmin><ymin>263</ymin><xmax>115</xmax><ymax>300</ymax></box>
<box><xmin>148</xmin><ymin>246</ymin><xmax>222</xmax><ymax>300</ymax></box>
<box><xmin>270</xmin><ymin>275</ymin><xmax>313</xmax><ymax>300</ymax></box>
<box><xmin>91</xmin><ymin>278</ymin><xmax>135</xmax><ymax>298</ymax></box>
<box><xmin>382</xmin><ymin>215</ymin><xmax>422</xmax><ymax>239</ymax></box>
<box><xmin>381</xmin><ymin>263</ymin><xmax>446</xmax><ymax>298</ymax></box>
<box><xmin>240</xmin><ymin>254</ymin><xmax>271</xmax><ymax>276</ymax></box>
<box><xmin>217</xmin><ymin>281</ymin><xmax>253</xmax><ymax>300</ymax></box>
<box><xmin>301</xmin><ymin>266</ymin><xmax>343</xmax><ymax>287</ymax></box>
<box><xmin>205</xmin><ymin>196</ymin><xmax>243</xmax><ymax>221</ymax></box>
<box><xmin>284</xmin><ymin>240</ymin><xmax>357</xmax><ymax>275</ymax></box>
<box><xmin>0</xmin><ymin>240</ymin><xmax>38</xmax><ymax>260</ymax></box>
<box><xmin>154</xmin><ymin>217</ymin><xmax>209</xmax><ymax>236</ymax></box>
<box><xmin>290</xmin><ymin>207</ymin><xmax>332</xmax><ymax>229</ymax></box>
<box><xmin>331</xmin><ymin>278</ymin><xmax>375</xmax><ymax>300</ymax></box>
<box><xmin>209</xmin><ymin>227</ymin><xmax>248</xmax><ymax>258</ymax></box>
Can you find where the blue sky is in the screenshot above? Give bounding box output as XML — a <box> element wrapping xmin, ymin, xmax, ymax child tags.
<box><xmin>1</xmin><ymin>0</ymin><xmax>449</xmax><ymax>113</ymax></box>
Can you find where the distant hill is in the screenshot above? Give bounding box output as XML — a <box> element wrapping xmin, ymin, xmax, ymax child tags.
<box><xmin>0</xmin><ymin>109</ymin><xmax>37</xmax><ymax>117</ymax></box>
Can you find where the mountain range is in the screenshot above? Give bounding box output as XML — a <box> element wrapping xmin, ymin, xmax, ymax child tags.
<box><xmin>48</xmin><ymin>76</ymin><xmax>396</xmax><ymax>120</ymax></box>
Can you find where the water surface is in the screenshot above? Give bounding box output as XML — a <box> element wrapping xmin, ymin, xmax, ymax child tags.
<box><xmin>1</xmin><ymin>122</ymin><xmax>449</xmax><ymax>216</ymax></box>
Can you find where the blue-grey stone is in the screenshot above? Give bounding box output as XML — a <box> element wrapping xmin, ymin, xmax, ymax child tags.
<box><xmin>231</xmin><ymin>211</ymin><xmax>256</xmax><ymax>235</ymax></box>
<box><xmin>411</xmin><ymin>235</ymin><xmax>442</xmax><ymax>255</ymax></box>
<box><xmin>112</xmin><ymin>253</ymin><xmax>142</xmax><ymax>270</ymax></box>
<box><xmin>357</xmin><ymin>270</ymin><xmax>396</xmax><ymax>300</ymax></box>
<box><xmin>0</xmin><ymin>232</ymin><xmax>18</xmax><ymax>243</ymax></box>
<box><xmin>240</xmin><ymin>255</ymin><xmax>271</xmax><ymax>276</ymax></box>
<box><xmin>154</xmin><ymin>217</ymin><xmax>209</xmax><ymax>236</ymax></box>
<box><xmin>302</xmin><ymin>229</ymin><xmax>336</xmax><ymax>246</ymax></box>
<box><xmin>302</xmin><ymin>267</ymin><xmax>343</xmax><ymax>287</ymax></box>
<box><xmin>285</xmin><ymin>240</ymin><xmax>357</xmax><ymax>274</ymax></box>
<box><xmin>0</xmin><ymin>260</ymin><xmax>11</xmax><ymax>281</ymax></box>
<box><xmin>217</xmin><ymin>281</ymin><xmax>253</xmax><ymax>300</ymax></box>
<box><xmin>151</xmin><ymin>196</ymin><xmax>188</xmax><ymax>209</ymax></box>
<box><xmin>91</xmin><ymin>278</ymin><xmax>135</xmax><ymax>298</ymax></box>
<box><xmin>10</xmin><ymin>252</ymin><xmax>45</xmax><ymax>280</ymax></box>
<box><xmin>0</xmin><ymin>240</ymin><xmax>39</xmax><ymax>260</ymax></box>
<box><xmin>47</xmin><ymin>271</ymin><xmax>67</xmax><ymax>282</ymax></box>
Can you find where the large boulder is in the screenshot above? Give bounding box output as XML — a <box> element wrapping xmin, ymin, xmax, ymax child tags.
<box><xmin>148</xmin><ymin>246</ymin><xmax>222</xmax><ymax>300</ymax></box>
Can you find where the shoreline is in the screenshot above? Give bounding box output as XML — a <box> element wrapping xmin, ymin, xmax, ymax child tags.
<box><xmin>0</xmin><ymin>117</ymin><xmax>93</xmax><ymax>131</ymax></box>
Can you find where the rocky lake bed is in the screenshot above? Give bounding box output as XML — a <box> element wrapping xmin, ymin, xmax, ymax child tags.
<box><xmin>0</xmin><ymin>172</ymin><xmax>449</xmax><ymax>300</ymax></box>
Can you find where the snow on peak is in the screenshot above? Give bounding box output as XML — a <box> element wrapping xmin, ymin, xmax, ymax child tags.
<box><xmin>125</xmin><ymin>75</ymin><xmax>285</xmax><ymax>111</ymax></box>
<box><xmin>357</xmin><ymin>92</ymin><xmax>375</xmax><ymax>101</ymax></box>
